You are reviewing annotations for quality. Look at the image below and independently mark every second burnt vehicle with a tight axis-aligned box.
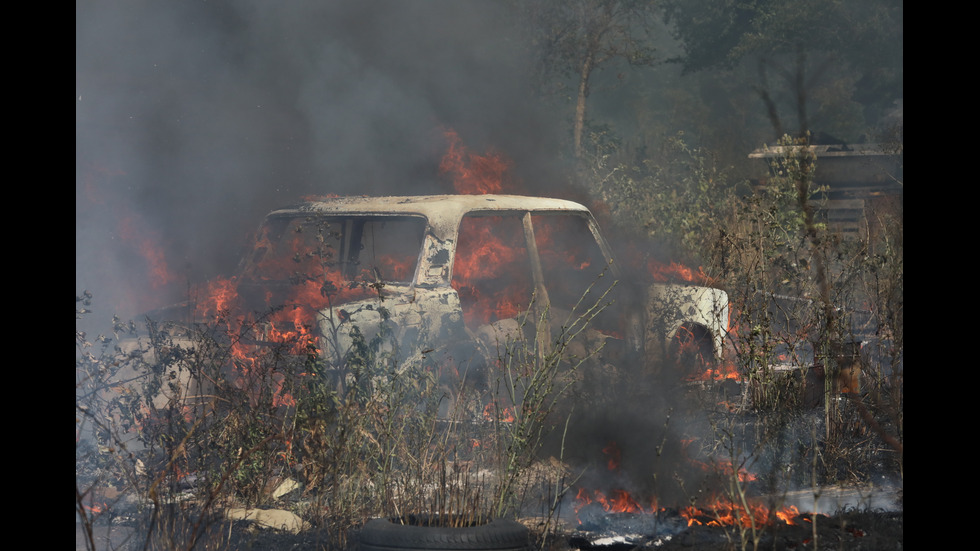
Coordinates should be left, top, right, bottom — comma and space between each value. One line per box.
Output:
136, 194, 729, 409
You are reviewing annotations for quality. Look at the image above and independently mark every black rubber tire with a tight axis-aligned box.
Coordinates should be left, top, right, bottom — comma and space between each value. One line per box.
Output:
359, 516, 531, 551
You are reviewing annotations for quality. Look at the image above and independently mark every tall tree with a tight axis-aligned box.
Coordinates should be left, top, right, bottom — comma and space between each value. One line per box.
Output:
662, 0, 903, 141
516, 0, 661, 161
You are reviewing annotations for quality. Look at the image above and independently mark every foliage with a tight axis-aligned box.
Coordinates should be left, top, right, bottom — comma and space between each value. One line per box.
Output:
584, 127, 902, 479
563, 0, 902, 184
488, 277, 616, 520
579, 125, 902, 550
662, 0, 902, 142
590, 133, 744, 261
75, 265, 615, 549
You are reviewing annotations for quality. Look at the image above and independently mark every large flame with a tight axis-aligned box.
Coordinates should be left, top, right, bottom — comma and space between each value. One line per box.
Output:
188, 215, 412, 406
682, 498, 802, 528
439, 128, 512, 194
452, 215, 532, 328
184, 130, 518, 404
437, 130, 534, 327
190, 276, 324, 408
575, 487, 652, 515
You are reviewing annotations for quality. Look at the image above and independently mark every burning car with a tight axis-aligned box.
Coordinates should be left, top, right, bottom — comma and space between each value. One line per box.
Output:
128, 194, 729, 410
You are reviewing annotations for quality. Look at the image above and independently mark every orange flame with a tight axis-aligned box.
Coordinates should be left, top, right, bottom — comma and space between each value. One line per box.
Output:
574, 487, 659, 516
574, 487, 802, 528
117, 215, 178, 290
83, 502, 108, 515
483, 402, 516, 423
451, 215, 531, 328
602, 441, 622, 471
682, 498, 802, 528
680, 438, 758, 483
647, 259, 716, 285
572, 437, 806, 530
439, 128, 512, 194
606, 489, 643, 513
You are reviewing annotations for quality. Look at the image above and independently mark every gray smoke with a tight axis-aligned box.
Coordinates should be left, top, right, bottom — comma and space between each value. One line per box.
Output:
77, 1, 566, 322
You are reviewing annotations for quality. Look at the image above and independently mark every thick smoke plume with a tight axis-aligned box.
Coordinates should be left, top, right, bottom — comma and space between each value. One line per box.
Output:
77, 1, 566, 322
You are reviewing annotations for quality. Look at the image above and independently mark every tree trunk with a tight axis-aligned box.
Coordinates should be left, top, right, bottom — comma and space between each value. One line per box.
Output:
573, 50, 595, 161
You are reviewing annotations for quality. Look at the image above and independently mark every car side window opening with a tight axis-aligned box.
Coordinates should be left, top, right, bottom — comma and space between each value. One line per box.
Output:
452, 212, 619, 336
452, 214, 533, 329
530, 214, 609, 312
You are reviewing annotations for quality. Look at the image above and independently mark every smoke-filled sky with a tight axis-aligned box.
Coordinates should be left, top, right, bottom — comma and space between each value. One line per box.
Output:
77, 1, 571, 322
75, 1, 902, 325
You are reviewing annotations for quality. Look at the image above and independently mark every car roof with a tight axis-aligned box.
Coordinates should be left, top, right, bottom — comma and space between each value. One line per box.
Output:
266, 194, 594, 236
270, 194, 589, 215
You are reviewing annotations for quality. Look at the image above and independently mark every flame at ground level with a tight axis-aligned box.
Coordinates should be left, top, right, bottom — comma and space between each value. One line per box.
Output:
574, 440, 800, 529
574, 487, 805, 529
575, 487, 652, 515
682, 498, 802, 528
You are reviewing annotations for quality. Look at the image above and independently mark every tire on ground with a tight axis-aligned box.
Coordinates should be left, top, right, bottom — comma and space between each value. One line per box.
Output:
359, 517, 531, 551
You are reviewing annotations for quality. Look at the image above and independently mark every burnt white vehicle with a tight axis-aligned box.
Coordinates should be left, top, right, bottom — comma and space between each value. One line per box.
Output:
132, 195, 728, 410
233, 195, 728, 370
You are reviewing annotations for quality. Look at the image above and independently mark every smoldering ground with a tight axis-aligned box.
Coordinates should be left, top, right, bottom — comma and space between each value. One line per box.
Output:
537, 350, 739, 509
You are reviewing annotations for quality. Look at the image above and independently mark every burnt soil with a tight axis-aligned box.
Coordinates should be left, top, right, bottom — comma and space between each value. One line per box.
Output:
79, 507, 902, 551
241, 509, 901, 550
268, 512, 898, 550
565, 509, 903, 551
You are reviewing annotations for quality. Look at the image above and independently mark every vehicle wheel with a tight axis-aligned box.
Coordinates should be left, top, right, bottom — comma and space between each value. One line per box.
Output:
359, 516, 531, 551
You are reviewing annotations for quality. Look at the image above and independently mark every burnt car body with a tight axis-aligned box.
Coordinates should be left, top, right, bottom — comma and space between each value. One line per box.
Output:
244, 195, 725, 363
127, 195, 729, 408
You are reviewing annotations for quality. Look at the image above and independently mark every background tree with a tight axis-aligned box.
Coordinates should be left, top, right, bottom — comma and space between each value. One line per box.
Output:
662, 0, 903, 142
515, 0, 662, 161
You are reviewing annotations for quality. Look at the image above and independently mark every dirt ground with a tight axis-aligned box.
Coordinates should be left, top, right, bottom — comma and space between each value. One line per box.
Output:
223, 512, 903, 550
78, 506, 902, 551
576, 509, 903, 550
669, 511, 900, 550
